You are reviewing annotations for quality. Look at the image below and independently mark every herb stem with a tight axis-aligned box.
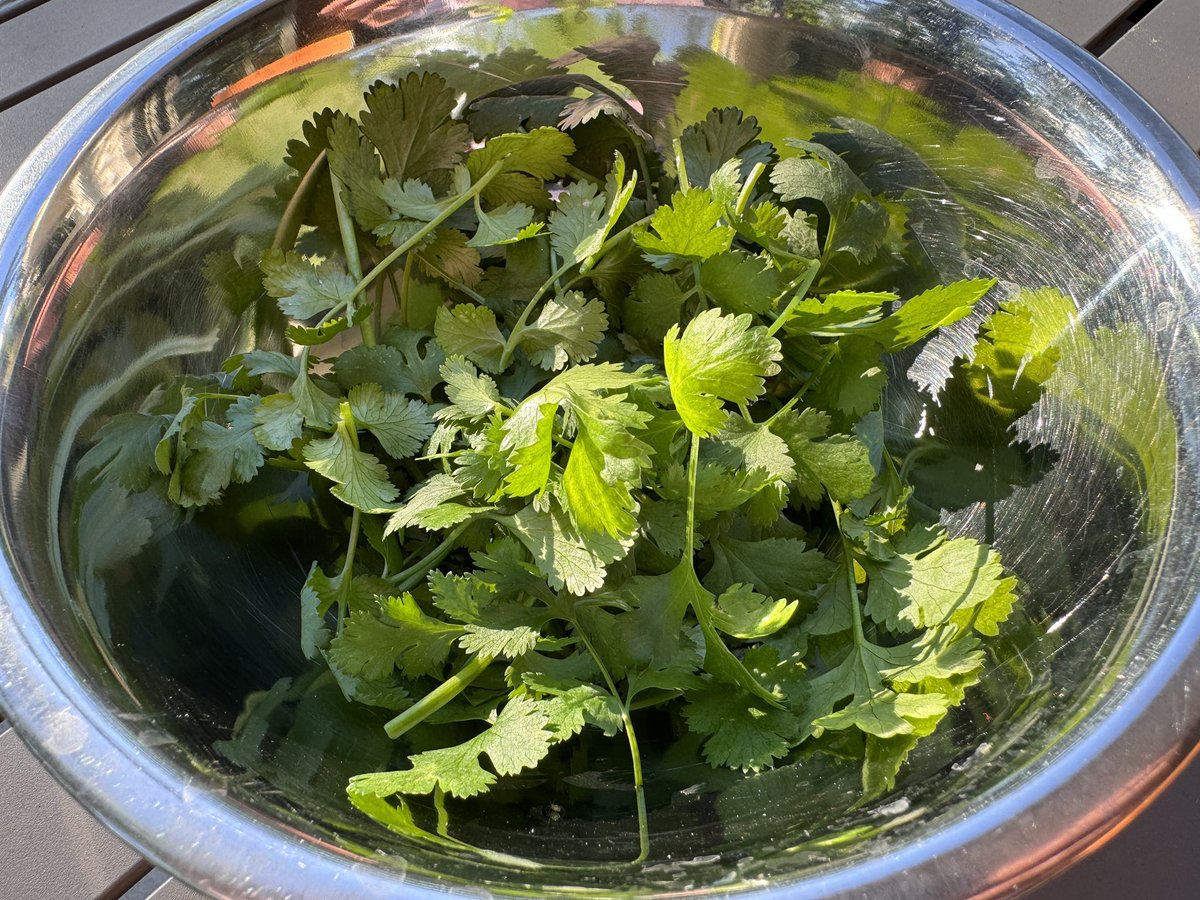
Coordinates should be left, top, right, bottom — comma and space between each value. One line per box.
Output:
673, 137, 690, 192
399, 254, 414, 328
767, 341, 837, 424
574, 618, 650, 863
626, 712, 650, 863
735, 162, 767, 217
383, 653, 493, 740
350, 158, 506, 306
498, 254, 575, 370
684, 433, 700, 559
831, 501, 868, 648
566, 163, 602, 186
388, 521, 472, 590
691, 261, 709, 310
273, 149, 327, 251
331, 169, 376, 347
578, 215, 651, 276
335, 507, 362, 633
766, 259, 821, 338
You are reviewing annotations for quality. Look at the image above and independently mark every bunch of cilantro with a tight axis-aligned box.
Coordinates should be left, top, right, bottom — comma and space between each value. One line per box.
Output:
79, 69, 1051, 860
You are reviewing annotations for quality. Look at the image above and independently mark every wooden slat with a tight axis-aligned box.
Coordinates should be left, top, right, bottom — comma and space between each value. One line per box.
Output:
0, 0, 214, 111
0, 38, 148, 191
0, 1, 53, 27
0, 729, 144, 900
1007, 0, 1140, 47
1099, 0, 1200, 151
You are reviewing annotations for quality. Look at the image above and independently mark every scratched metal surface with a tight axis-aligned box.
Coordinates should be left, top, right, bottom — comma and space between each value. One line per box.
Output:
0, 1, 1195, 900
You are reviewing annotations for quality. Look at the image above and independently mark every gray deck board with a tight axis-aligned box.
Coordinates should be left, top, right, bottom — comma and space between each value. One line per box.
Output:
1008, 0, 1140, 47
0, 0, 209, 109
1098, 0, 1200, 151
0, 38, 148, 191
0, 728, 145, 900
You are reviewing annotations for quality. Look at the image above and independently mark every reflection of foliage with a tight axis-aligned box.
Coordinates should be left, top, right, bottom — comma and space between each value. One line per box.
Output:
895, 288, 1074, 516
1050, 325, 1177, 540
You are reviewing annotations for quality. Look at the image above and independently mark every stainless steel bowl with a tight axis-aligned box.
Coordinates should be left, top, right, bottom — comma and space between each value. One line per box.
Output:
3, 1, 1200, 897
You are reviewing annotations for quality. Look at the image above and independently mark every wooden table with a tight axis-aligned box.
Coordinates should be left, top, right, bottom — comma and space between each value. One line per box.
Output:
1, 1, 1198, 897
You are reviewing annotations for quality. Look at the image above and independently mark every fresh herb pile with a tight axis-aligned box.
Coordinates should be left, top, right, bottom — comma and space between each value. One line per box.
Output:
79, 68, 1062, 860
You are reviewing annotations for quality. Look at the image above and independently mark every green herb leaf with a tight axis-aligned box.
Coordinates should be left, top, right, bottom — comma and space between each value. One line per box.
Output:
664, 309, 781, 437
635, 189, 734, 268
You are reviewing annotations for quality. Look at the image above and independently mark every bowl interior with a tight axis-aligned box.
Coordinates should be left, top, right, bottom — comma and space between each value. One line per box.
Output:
4, 0, 1200, 895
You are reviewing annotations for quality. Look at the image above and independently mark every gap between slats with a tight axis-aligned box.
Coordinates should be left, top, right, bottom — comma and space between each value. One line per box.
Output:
0, 0, 219, 114
1087, 0, 1168, 53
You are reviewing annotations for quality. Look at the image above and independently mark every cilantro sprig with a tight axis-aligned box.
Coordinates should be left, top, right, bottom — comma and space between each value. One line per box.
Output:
82, 62, 1062, 862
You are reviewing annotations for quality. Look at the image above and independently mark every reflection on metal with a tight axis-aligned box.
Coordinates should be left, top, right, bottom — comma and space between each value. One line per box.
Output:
0, 1, 1199, 898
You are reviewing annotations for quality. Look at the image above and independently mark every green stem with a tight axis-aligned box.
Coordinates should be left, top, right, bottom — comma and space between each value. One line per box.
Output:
400, 255, 415, 328
498, 254, 574, 370
331, 171, 374, 347
351, 159, 506, 306
735, 161, 766, 217
387, 521, 473, 589
691, 261, 709, 310
574, 618, 650, 864
578, 215, 650, 275
273, 149, 327, 251
566, 163, 602, 186
831, 502, 867, 646
672, 137, 690, 191
384, 653, 493, 739
684, 433, 700, 560
767, 341, 837, 424
335, 507, 362, 633
434, 786, 451, 837
766, 259, 821, 337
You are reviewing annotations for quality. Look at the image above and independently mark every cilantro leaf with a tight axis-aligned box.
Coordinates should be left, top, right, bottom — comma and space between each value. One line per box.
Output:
549, 179, 607, 265
468, 202, 541, 248
435, 304, 506, 373
78, 413, 165, 492
335, 328, 445, 402
683, 681, 798, 772
437, 357, 505, 421
466, 127, 575, 208
771, 408, 877, 503
707, 583, 798, 640
348, 697, 554, 799
326, 112, 391, 233
862, 526, 1016, 632
625, 272, 687, 346
866, 278, 995, 351
664, 309, 781, 437
519, 292, 608, 370
359, 73, 470, 183
705, 536, 834, 598
260, 249, 356, 319
415, 228, 482, 287
635, 189, 734, 268
679, 106, 775, 188
348, 383, 434, 460
698, 251, 783, 315
501, 503, 633, 595
385, 474, 475, 534
304, 405, 399, 512
458, 624, 540, 659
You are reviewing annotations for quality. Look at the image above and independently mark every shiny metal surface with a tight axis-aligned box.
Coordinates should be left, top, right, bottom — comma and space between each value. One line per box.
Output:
2, 1, 1200, 897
